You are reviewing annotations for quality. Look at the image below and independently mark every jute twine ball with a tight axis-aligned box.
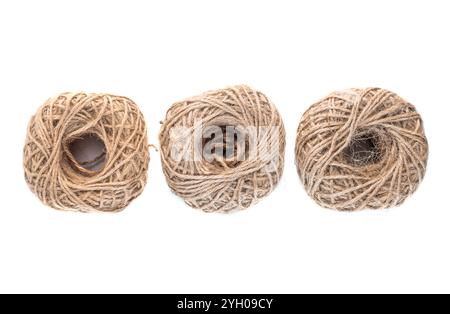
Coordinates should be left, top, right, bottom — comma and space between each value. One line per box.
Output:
159, 85, 286, 213
295, 88, 428, 211
23, 93, 149, 213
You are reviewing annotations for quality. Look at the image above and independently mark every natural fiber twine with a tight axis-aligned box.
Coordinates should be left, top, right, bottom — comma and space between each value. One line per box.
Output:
23, 93, 149, 213
295, 88, 428, 211
159, 85, 286, 213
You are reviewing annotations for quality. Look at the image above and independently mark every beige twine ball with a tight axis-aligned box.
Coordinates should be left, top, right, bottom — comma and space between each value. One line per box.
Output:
23, 92, 149, 213
159, 85, 286, 213
295, 88, 428, 211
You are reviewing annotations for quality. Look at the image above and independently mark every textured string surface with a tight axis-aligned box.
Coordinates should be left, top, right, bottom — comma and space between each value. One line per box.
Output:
295, 88, 428, 211
24, 93, 149, 212
159, 85, 285, 213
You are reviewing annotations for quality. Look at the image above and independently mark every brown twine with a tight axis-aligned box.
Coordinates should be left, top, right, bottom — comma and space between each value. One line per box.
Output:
295, 88, 428, 211
159, 85, 286, 213
23, 92, 149, 213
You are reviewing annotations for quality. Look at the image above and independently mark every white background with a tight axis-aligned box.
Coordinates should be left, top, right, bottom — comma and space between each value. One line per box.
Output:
0, 0, 449, 294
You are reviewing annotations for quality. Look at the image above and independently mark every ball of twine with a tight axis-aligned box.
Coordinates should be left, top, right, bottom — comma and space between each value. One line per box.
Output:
159, 85, 286, 213
295, 88, 428, 211
23, 92, 149, 213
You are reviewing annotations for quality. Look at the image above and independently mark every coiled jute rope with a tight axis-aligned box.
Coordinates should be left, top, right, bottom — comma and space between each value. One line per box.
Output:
23, 92, 149, 213
159, 85, 286, 213
295, 88, 428, 211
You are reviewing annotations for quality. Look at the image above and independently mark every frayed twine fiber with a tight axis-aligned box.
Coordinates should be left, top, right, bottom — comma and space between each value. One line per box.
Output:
295, 88, 428, 211
159, 85, 286, 213
23, 93, 149, 213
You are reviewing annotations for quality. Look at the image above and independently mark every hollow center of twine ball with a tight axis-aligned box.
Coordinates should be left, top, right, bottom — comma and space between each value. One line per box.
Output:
201, 125, 249, 168
68, 133, 106, 172
342, 131, 383, 167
